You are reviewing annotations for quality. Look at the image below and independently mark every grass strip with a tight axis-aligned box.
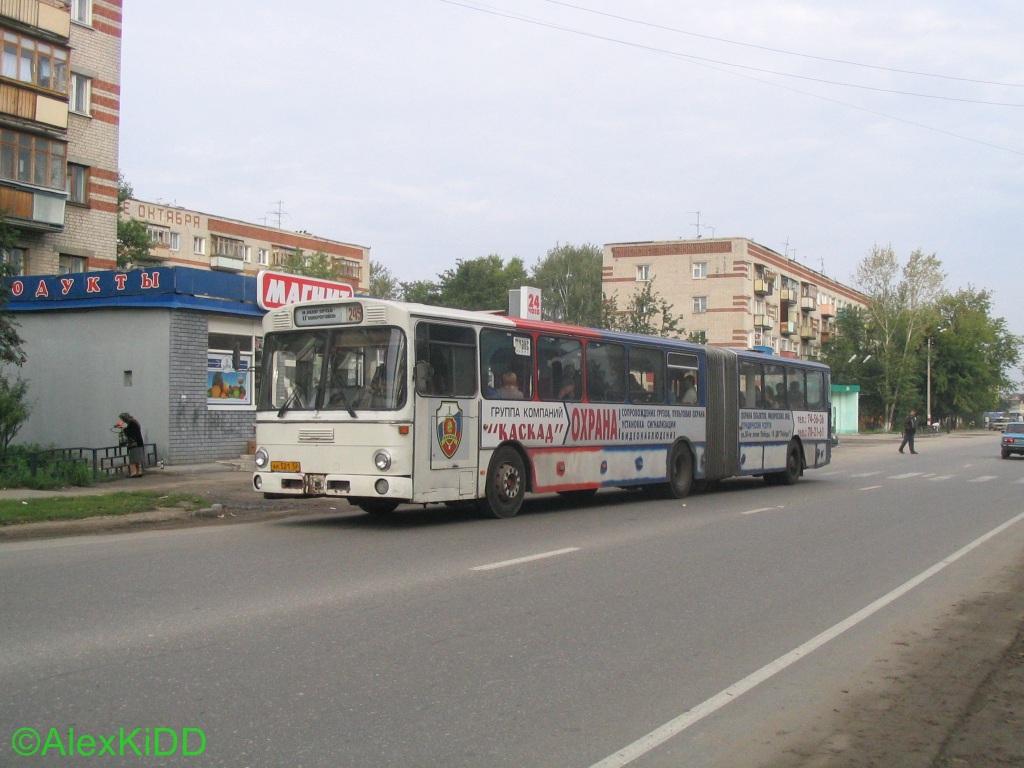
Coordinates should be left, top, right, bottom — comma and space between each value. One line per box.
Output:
0, 492, 206, 526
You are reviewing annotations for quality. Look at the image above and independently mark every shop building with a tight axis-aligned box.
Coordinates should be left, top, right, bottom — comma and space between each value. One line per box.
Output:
7, 266, 264, 464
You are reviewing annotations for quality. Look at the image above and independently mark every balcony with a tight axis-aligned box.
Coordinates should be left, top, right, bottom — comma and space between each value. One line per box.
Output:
753, 278, 772, 296
754, 314, 773, 330
779, 288, 797, 304
800, 296, 817, 312
210, 256, 244, 272
799, 323, 816, 340
779, 320, 797, 336
0, 184, 65, 232
819, 303, 836, 318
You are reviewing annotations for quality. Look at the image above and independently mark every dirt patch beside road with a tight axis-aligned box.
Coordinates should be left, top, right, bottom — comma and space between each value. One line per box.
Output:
766, 551, 1024, 768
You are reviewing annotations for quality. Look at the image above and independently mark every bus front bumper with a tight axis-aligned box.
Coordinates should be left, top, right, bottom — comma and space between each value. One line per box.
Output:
252, 472, 412, 500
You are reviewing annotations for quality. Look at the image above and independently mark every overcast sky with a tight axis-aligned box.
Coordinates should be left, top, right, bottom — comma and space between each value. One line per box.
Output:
120, 1, 1024, 338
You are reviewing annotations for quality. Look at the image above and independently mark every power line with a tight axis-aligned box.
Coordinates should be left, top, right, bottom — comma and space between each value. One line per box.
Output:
542, 0, 1024, 89
438, 0, 1024, 107
437, 0, 1024, 155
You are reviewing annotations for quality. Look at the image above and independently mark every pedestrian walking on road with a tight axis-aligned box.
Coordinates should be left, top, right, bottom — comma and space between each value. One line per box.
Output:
899, 408, 919, 454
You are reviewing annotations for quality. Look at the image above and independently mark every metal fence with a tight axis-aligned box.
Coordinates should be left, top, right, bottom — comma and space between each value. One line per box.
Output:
0, 443, 159, 482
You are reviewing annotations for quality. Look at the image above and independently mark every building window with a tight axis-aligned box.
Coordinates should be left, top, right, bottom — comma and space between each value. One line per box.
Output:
71, 0, 92, 25
193, 236, 206, 255
690, 330, 707, 344
1, 246, 26, 275
692, 261, 707, 279
169, 232, 180, 251
243, 245, 252, 263
339, 259, 360, 279
693, 296, 707, 313
69, 73, 91, 115
258, 248, 268, 266
147, 225, 170, 246
635, 264, 651, 282
0, 130, 66, 190
59, 254, 86, 275
2, 31, 68, 94
211, 235, 244, 259
67, 163, 88, 205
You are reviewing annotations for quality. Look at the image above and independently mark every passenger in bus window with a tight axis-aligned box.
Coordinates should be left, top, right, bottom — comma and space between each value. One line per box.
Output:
498, 370, 524, 399
681, 374, 698, 404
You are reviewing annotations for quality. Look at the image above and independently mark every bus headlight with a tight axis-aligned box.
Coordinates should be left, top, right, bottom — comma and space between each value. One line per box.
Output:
254, 447, 270, 469
374, 450, 392, 471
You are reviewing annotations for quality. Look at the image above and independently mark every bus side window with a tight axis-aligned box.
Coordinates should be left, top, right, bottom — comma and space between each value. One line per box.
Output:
764, 364, 786, 410
415, 322, 477, 397
740, 360, 763, 408
538, 336, 582, 401
480, 328, 534, 400
806, 370, 825, 410
786, 368, 806, 410
667, 352, 699, 406
629, 346, 664, 404
586, 342, 626, 403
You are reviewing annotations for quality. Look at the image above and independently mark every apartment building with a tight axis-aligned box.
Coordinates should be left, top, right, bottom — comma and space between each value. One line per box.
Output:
603, 238, 869, 359
0, 0, 120, 275
123, 198, 369, 291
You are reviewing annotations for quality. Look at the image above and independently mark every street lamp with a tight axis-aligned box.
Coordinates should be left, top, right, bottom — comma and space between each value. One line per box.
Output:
926, 328, 947, 429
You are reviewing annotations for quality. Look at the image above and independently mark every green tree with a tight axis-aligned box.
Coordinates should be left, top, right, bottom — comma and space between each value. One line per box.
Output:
822, 307, 886, 427
928, 288, 1021, 427
368, 260, 400, 299
116, 174, 153, 268
0, 214, 25, 365
278, 248, 342, 280
400, 279, 441, 305
602, 278, 684, 338
0, 374, 29, 455
853, 245, 945, 428
436, 254, 527, 311
528, 243, 603, 326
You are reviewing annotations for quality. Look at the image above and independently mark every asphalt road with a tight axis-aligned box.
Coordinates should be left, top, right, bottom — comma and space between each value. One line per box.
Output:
2, 433, 1022, 767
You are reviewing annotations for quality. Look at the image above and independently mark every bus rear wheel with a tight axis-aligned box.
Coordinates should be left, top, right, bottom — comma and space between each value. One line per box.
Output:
766, 441, 802, 486
482, 446, 526, 519
666, 442, 694, 499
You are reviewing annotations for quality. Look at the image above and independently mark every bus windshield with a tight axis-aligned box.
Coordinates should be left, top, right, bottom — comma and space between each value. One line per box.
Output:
258, 327, 407, 413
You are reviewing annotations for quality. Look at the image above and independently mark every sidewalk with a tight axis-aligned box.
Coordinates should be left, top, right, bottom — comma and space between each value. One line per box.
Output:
0, 457, 253, 501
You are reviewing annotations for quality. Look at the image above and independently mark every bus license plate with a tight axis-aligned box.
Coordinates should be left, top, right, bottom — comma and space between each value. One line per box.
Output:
271, 461, 301, 472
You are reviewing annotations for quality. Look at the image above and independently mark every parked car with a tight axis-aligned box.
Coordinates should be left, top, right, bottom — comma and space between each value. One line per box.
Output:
1001, 422, 1024, 459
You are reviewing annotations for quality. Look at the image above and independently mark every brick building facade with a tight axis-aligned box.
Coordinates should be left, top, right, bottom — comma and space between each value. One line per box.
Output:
1, 0, 120, 275
122, 198, 369, 291
603, 238, 869, 359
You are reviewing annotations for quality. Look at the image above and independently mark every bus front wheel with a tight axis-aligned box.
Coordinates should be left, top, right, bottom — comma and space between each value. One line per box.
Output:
667, 442, 694, 499
482, 446, 526, 519
357, 499, 400, 515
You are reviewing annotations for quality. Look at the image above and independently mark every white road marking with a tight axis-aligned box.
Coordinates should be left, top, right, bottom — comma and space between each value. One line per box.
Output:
588, 510, 1024, 768
850, 471, 881, 477
471, 547, 580, 571
888, 472, 923, 479
969, 476, 998, 483
742, 506, 782, 516
859, 485, 883, 491
930, 475, 955, 481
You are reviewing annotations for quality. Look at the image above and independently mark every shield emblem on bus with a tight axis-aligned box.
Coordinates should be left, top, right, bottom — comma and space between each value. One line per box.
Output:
436, 401, 463, 459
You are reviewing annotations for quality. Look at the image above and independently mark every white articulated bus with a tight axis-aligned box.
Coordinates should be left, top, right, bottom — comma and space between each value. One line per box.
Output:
252, 298, 832, 518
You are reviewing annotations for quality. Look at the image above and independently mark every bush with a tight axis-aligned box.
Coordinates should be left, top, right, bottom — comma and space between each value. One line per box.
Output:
0, 445, 94, 490
0, 374, 30, 455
